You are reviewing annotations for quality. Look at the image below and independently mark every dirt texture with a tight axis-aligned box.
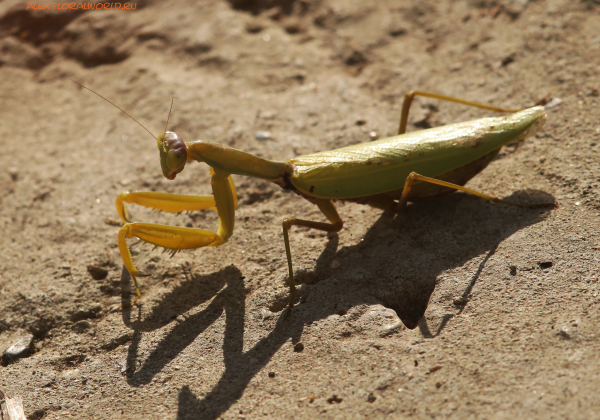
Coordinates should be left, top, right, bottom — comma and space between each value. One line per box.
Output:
1, 0, 599, 419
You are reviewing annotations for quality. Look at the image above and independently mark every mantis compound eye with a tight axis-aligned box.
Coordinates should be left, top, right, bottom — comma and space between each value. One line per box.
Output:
166, 150, 186, 173
158, 131, 187, 180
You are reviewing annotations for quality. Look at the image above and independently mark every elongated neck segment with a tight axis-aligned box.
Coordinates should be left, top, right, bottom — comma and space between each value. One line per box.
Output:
186, 140, 293, 181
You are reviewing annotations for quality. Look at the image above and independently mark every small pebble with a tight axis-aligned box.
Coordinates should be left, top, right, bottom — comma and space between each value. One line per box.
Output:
293, 342, 304, 352
388, 25, 407, 37
3, 334, 34, 363
72, 320, 91, 333
260, 308, 274, 320
374, 373, 394, 390
268, 371, 275, 378
8, 167, 19, 181
87, 265, 108, 280
284, 22, 302, 34
369, 131, 378, 140
544, 97, 562, 109
558, 326, 571, 339
245, 21, 264, 33
260, 110, 278, 120
255, 131, 272, 141
453, 296, 469, 306
327, 394, 343, 404
379, 320, 403, 337
428, 366, 442, 374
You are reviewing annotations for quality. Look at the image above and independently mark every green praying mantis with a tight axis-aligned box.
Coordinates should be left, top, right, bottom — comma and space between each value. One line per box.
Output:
75, 81, 555, 309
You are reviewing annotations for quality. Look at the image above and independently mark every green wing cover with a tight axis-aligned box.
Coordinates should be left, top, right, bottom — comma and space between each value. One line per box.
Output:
288, 107, 546, 198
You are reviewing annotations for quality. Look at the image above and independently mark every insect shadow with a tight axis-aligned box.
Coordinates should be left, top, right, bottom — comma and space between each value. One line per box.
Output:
121, 189, 553, 419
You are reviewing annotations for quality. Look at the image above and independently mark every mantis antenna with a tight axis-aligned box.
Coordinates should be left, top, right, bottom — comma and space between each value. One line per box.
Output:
71, 79, 158, 141
164, 97, 175, 135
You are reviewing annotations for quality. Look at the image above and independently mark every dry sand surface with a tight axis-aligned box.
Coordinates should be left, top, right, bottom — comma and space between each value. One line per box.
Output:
1, 0, 599, 419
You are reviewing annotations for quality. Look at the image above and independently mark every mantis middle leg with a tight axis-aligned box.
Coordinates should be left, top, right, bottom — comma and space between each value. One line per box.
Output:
282, 199, 344, 309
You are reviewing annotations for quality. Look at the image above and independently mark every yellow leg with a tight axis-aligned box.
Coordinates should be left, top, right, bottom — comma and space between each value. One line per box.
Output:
116, 171, 237, 223
116, 168, 237, 304
116, 192, 216, 223
397, 172, 557, 210
397, 91, 520, 135
282, 199, 344, 309
119, 223, 221, 303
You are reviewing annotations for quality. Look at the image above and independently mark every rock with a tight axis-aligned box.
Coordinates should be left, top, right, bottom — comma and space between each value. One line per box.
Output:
255, 131, 272, 141
87, 265, 108, 280
3, 334, 34, 364
72, 320, 92, 333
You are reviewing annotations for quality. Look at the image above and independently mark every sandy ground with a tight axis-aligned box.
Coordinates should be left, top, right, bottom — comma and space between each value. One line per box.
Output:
0, 0, 599, 419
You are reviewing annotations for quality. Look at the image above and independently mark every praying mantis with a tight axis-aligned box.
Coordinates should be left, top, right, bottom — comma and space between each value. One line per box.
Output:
75, 82, 554, 309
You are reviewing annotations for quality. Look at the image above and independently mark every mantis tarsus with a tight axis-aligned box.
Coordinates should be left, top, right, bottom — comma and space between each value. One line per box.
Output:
75, 82, 555, 310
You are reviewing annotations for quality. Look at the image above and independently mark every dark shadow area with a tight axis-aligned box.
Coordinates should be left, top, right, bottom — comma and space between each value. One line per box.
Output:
417, 243, 498, 337
124, 265, 244, 385
177, 302, 305, 420
418, 314, 455, 339
119, 189, 553, 419
227, 0, 297, 16
0, 7, 84, 46
120, 265, 133, 318
457, 243, 498, 314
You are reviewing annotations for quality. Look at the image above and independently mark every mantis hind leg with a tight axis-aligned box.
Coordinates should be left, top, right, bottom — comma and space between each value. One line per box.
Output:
398, 91, 521, 135
397, 172, 557, 210
282, 199, 343, 309
397, 149, 500, 202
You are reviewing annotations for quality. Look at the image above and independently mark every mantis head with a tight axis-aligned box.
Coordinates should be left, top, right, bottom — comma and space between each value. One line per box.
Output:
158, 131, 187, 180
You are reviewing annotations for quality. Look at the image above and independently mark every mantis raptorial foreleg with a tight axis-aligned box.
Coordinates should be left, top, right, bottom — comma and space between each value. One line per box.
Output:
117, 168, 237, 303
282, 199, 344, 308
116, 173, 238, 221
116, 192, 217, 222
